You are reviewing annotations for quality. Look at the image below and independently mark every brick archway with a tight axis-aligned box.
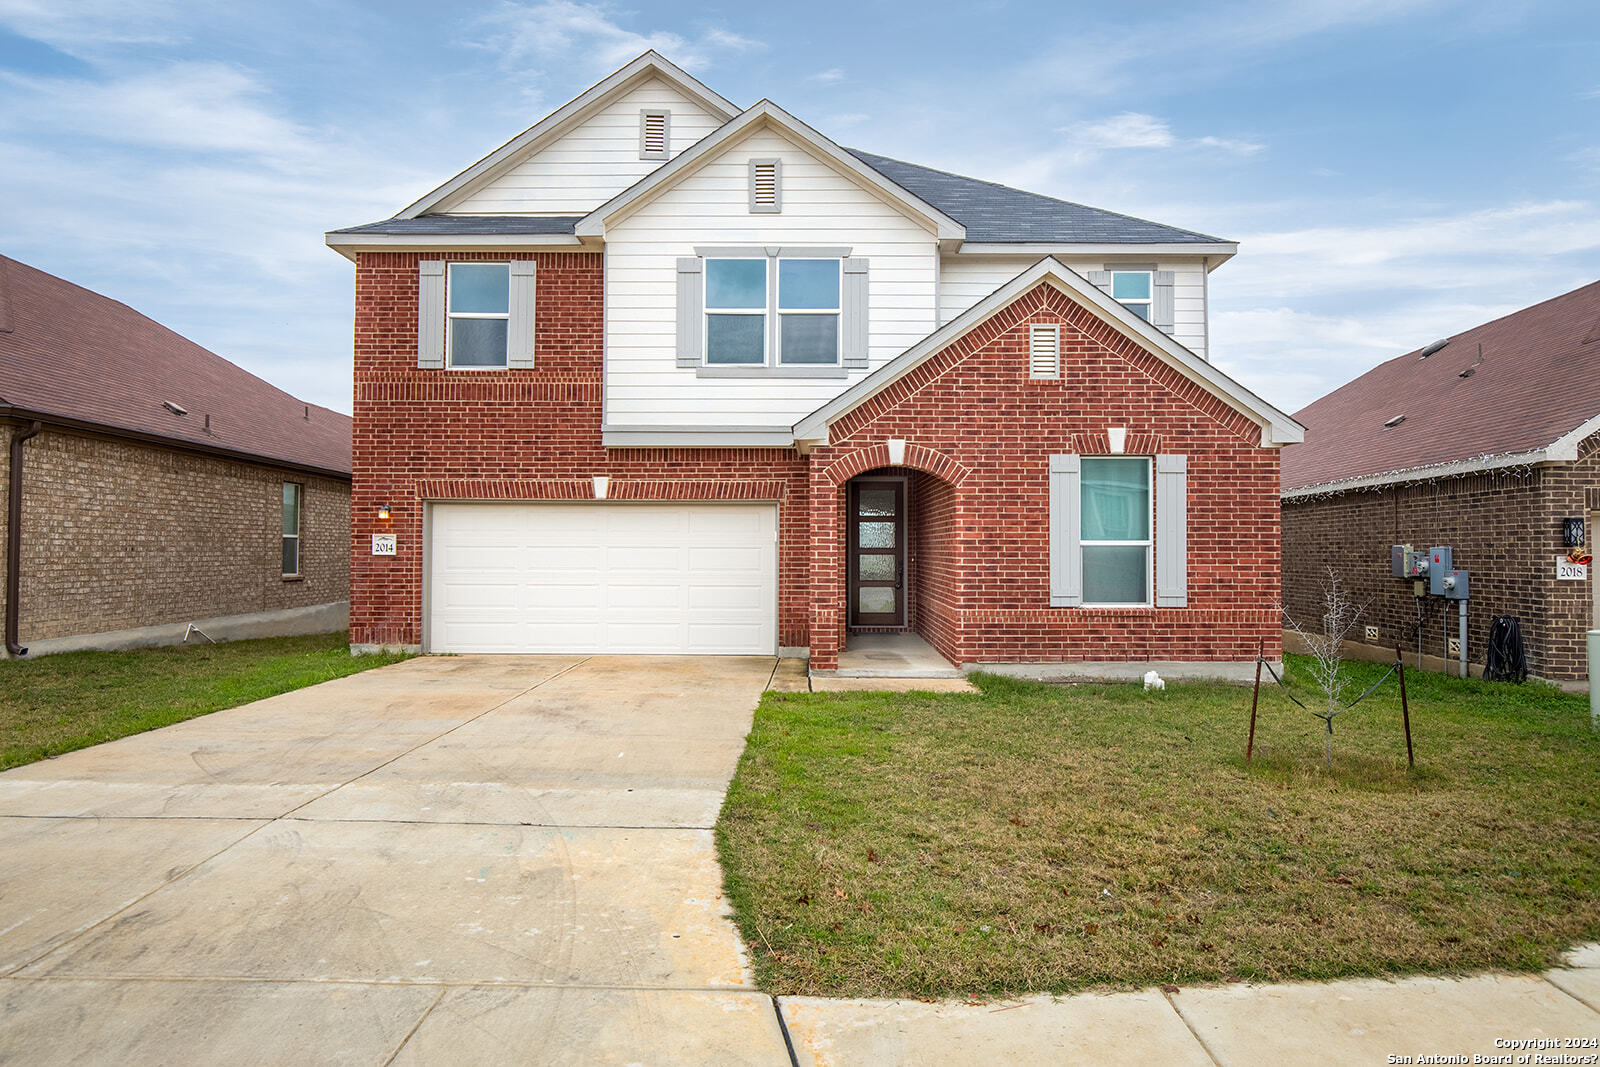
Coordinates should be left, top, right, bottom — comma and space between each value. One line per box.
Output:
821, 441, 971, 489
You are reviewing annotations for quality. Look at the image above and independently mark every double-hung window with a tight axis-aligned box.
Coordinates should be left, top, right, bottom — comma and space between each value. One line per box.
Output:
281, 482, 302, 578
1080, 457, 1150, 605
776, 259, 840, 364
1110, 270, 1153, 322
703, 257, 842, 367
446, 262, 510, 368
704, 258, 769, 365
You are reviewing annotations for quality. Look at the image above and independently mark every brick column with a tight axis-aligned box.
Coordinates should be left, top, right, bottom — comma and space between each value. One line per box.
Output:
807, 455, 844, 670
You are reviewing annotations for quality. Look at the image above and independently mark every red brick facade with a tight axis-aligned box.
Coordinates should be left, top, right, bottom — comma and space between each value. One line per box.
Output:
351, 254, 1284, 668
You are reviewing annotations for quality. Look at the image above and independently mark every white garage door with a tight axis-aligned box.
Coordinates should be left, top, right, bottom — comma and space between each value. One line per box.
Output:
427, 503, 777, 655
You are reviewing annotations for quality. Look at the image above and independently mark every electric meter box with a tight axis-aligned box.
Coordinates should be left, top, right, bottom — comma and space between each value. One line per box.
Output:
1390, 544, 1430, 578
1427, 547, 1469, 598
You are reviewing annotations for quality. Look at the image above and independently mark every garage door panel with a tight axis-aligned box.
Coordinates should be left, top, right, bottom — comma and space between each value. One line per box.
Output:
429, 503, 776, 655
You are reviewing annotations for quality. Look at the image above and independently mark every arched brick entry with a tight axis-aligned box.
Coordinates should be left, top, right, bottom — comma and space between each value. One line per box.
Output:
808, 443, 968, 670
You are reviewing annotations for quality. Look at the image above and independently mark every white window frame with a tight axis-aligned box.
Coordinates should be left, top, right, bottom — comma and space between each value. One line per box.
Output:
1110, 270, 1153, 322
776, 257, 841, 367
703, 256, 769, 366
281, 482, 302, 579
1080, 456, 1152, 608
445, 262, 510, 370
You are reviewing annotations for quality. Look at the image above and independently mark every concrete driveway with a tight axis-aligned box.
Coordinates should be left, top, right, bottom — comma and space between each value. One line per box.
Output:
0, 655, 793, 1065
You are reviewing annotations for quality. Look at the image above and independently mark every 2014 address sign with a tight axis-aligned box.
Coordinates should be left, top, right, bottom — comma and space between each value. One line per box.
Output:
371, 534, 397, 556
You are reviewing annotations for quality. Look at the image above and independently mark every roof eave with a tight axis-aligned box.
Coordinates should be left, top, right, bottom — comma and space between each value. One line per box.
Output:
1, 405, 352, 481
324, 232, 586, 261
575, 101, 966, 240
387, 52, 740, 223
955, 242, 1238, 263
794, 256, 1301, 447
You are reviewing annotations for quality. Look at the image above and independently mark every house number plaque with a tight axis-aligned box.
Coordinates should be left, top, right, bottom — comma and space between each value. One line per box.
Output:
371, 534, 397, 556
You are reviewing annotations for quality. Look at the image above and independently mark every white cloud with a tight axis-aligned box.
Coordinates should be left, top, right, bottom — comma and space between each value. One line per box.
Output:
1068, 112, 1175, 149
0, 63, 319, 164
809, 67, 846, 84
469, 1, 761, 75
0, 0, 180, 57
828, 112, 870, 128
1198, 135, 1265, 155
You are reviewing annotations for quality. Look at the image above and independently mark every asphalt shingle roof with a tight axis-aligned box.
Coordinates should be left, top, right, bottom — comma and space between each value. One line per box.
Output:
0, 255, 351, 476
847, 150, 1229, 245
1281, 281, 1600, 492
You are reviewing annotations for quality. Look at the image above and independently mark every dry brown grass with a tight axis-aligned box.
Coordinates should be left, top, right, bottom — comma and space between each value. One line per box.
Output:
715, 659, 1600, 999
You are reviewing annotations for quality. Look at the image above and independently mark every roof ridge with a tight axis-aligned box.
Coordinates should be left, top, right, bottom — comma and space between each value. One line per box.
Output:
846, 148, 1229, 244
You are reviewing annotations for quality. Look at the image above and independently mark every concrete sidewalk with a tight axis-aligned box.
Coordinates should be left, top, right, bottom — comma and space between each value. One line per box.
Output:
780, 946, 1600, 1065
1, 654, 1595, 1065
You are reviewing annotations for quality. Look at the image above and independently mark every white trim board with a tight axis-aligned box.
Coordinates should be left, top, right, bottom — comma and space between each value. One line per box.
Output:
395, 52, 739, 221
792, 256, 1304, 448
574, 100, 966, 241
324, 233, 584, 261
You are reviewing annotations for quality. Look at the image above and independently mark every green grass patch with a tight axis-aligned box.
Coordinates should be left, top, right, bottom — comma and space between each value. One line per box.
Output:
0, 632, 410, 770
715, 656, 1600, 999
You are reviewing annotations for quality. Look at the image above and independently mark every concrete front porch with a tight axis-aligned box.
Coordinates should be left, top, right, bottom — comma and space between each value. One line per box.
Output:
812, 632, 964, 679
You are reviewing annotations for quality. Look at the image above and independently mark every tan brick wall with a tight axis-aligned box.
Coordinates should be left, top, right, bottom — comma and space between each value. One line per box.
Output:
1, 424, 349, 644
1281, 436, 1600, 681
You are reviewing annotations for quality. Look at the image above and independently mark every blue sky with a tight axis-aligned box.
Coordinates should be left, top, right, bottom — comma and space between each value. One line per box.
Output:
1, 0, 1597, 416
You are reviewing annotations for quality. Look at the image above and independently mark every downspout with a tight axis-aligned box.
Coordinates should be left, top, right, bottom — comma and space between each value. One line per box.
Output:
6, 420, 42, 656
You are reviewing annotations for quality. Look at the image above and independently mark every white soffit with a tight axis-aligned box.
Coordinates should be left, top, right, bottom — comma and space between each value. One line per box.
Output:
395, 51, 740, 220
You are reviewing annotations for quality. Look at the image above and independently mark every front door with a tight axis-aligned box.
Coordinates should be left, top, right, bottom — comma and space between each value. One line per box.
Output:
848, 480, 905, 627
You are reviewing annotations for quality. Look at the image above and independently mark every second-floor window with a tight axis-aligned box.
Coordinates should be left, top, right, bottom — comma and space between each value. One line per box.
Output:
704, 257, 841, 367
1110, 270, 1153, 322
447, 262, 510, 367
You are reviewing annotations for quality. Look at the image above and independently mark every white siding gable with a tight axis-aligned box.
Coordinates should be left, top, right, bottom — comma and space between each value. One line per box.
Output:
940, 254, 1210, 359
604, 126, 940, 430
446, 77, 725, 216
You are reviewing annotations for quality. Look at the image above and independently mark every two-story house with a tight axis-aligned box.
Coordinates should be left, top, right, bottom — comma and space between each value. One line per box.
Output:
327, 52, 1302, 675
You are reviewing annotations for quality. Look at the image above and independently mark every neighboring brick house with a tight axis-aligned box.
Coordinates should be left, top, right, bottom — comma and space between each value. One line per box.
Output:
1282, 281, 1600, 683
326, 52, 1302, 675
0, 255, 351, 657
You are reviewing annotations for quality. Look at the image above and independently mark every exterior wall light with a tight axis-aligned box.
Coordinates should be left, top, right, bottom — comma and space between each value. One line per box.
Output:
377, 504, 391, 521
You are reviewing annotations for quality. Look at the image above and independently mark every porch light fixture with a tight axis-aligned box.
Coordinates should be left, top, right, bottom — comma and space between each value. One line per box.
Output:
1107, 427, 1127, 454
593, 476, 610, 500
886, 439, 906, 466
377, 504, 391, 521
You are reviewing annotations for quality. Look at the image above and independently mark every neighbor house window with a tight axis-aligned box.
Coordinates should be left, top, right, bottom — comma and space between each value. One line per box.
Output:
1110, 270, 1153, 321
446, 262, 510, 367
1081, 457, 1150, 605
281, 483, 302, 577
704, 257, 840, 366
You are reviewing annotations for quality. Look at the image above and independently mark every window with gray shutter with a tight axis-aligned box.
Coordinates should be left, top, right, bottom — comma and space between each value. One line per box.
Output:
675, 257, 704, 368
507, 261, 537, 368
1151, 271, 1175, 335
417, 260, 445, 368
1155, 454, 1188, 606
1048, 454, 1082, 607
842, 257, 869, 369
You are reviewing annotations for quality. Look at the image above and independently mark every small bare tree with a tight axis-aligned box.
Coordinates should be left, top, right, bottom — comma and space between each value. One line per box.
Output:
1281, 567, 1368, 767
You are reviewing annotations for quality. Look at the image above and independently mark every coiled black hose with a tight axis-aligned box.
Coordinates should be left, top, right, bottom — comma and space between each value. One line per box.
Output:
1484, 615, 1528, 683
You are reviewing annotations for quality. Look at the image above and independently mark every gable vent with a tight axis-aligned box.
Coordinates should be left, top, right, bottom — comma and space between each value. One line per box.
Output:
1030, 323, 1061, 379
749, 158, 781, 213
639, 109, 669, 160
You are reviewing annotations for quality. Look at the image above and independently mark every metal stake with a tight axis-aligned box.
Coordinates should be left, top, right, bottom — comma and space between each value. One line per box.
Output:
1396, 644, 1414, 769
1247, 636, 1263, 765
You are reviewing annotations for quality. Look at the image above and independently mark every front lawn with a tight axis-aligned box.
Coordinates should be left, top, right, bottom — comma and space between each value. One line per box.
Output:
715, 657, 1600, 999
0, 632, 410, 771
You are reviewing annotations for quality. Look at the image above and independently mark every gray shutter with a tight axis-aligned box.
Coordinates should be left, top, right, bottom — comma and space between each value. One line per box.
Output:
843, 257, 869, 370
417, 260, 445, 369
676, 257, 703, 368
1049, 453, 1082, 607
1087, 270, 1112, 294
1152, 270, 1175, 335
1155, 454, 1188, 607
508, 260, 537, 368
